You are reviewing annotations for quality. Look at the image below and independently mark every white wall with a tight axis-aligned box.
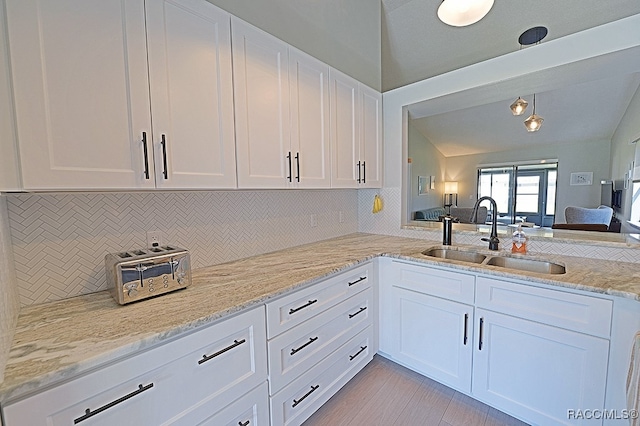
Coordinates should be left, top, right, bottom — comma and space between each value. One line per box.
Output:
0, 196, 19, 383
610, 83, 640, 221
407, 122, 445, 214
208, 0, 381, 90
445, 139, 612, 218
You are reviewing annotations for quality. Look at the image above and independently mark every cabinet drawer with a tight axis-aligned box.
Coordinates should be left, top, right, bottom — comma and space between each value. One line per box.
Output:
270, 326, 373, 426
164, 305, 268, 419
3, 306, 267, 426
476, 276, 612, 338
180, 382, 270, 426
268, 287, 372, 394
391, 261, 475, 305
266, 262, 371, 338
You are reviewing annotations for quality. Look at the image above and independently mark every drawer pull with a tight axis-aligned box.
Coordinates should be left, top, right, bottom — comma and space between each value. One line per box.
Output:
348, 306, 367, 319
74, 383, 154, 424
348, 276, 366, 286
463, 313, 469, 345
199, 339, 246, 365
289, 299, 318, 315
290, 336, 318, 355
292, 385, 320, 408
478, 317, 484, 351
238, 421, 250, 426
141, 132, 150, 180
349, 345, 368, 361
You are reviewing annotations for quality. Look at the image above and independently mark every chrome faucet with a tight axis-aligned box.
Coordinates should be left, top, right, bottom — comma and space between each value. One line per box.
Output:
471, 196, 500, 250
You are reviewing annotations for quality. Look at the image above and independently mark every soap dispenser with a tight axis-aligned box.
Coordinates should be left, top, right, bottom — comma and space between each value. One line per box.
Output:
511, 224, 527, 254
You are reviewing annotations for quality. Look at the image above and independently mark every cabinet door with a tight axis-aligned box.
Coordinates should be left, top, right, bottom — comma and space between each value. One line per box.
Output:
145, 0, 236, 189
232, 17, 290, 189
390, 286, 473, 393
329, 69, 359, 188
472, 309, 609, 425
6, 0, 154, 190
359, 84, 382, 188
289, 48, 331, 188
0, 0, 20, 191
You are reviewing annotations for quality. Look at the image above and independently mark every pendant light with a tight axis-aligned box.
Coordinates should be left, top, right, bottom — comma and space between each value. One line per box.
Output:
437, 0, 494, 27
524, 94, 544, 132
510, 97, 528, 116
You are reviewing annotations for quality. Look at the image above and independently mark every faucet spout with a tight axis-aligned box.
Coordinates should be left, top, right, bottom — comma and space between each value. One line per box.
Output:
472, 196, 500, 250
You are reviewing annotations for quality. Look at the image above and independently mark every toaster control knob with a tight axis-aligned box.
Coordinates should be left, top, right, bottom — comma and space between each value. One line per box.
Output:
125, 283, 139, 297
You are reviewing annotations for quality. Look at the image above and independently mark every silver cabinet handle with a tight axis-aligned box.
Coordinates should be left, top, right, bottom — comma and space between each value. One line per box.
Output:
289, 299, 317, 315
349, 345, 367, 361
286, 151, 292, 182
199, 339, 246, 365
463, 313, 469, 345
74, 383, 154, 424
290, 336, 318, 355
362, 161, 366, 184
141, 132, 150, 180
348, 306, 367, 319
292, 385, 319, 408
160, 134, 168, 179
348, 276, 366, 287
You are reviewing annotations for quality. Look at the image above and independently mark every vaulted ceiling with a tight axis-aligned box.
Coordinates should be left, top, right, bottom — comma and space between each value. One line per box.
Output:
382, 1, 640, 156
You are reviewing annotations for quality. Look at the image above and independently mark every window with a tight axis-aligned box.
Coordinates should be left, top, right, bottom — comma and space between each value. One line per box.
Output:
477, 163, 558, 226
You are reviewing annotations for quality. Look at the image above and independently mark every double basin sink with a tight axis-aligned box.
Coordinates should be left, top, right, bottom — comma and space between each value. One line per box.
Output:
422, 247, 566, 275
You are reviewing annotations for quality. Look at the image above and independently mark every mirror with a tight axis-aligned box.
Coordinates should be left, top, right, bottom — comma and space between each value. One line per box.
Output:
395, 20, 640, 244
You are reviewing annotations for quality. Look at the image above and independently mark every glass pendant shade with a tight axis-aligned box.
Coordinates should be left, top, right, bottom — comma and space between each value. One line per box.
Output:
524, 114, 544, 132
510, 97, 528, 116
437, 0, 494, 27
523, 93, 543, 132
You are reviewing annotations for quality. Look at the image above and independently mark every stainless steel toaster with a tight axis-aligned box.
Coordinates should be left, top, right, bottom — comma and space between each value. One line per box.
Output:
105, 246, 191, 305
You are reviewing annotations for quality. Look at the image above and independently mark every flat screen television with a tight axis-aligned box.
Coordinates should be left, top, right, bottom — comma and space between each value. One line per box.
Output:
601, 181, 623, 211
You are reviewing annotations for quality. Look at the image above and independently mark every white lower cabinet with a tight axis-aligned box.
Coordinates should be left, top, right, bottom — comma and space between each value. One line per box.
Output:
472, 309, 609, 426
2, 306, 268, 426
391, 286, 473, 393
380, 259, 613, 426
189, 382, 270, 426
266, 262, 375, 425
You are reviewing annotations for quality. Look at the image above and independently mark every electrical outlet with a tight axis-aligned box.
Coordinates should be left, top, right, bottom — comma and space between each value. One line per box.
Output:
146, 231, 162, 248
339, 211, 345, 223
311, 214, 318, 228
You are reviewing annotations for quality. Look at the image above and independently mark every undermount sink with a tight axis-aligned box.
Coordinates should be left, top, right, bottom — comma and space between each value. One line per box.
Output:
422, 248, 487, 264
485, 256, 566, 275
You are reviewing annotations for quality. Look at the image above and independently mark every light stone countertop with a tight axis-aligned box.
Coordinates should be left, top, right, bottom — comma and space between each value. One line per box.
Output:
1, 232, 639, 403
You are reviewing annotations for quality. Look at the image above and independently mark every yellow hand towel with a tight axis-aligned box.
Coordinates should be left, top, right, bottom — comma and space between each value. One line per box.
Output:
372, 195, 383, 213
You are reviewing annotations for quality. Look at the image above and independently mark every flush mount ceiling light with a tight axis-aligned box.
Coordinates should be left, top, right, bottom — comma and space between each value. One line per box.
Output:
437, 0, 494, 27
509, 97, 529, 116
524, 94, 544, 132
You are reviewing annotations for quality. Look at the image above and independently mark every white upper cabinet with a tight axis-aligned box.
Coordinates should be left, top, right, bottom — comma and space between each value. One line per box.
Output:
359, 84, 382, 188
0, 0, 20, 191
6, 0, 236, 190
232, 18, 291, 189
145, 0, 236, 189
289, 48, 331, 188
329, 69, 359, 188
330, 70, 382, 188
6, 0, 155, 190
233, 19, 333, 189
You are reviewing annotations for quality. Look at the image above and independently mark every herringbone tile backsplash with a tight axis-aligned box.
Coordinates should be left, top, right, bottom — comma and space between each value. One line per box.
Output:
6, 190, 358, 306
